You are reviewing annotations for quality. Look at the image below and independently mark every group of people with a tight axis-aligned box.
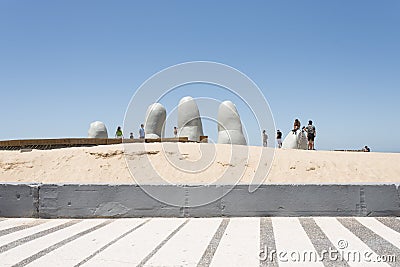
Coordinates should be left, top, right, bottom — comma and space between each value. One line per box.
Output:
262, 119, 317, 150
262, 129, 282, 148
116, 119, 317, 150
115, 124, 180, 139
114, 124, 146, 139
113, 121, 370, 152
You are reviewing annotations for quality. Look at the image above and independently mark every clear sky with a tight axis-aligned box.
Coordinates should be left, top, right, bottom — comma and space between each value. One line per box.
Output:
0, 0, 399, 152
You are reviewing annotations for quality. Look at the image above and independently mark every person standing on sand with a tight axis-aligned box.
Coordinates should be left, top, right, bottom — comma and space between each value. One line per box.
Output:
129, 132, 134, 139
292, 119, 301, 133
115, 126, 123, 138
173, 127, 178, 138
304, 120, 316, 150
363, 145, 370, 152
139, 124, 145, 139
276, 130, 282, 148
262, 130, 268, 147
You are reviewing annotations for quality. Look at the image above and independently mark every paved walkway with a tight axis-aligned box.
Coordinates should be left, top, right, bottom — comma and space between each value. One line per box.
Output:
0, 217, 399, 266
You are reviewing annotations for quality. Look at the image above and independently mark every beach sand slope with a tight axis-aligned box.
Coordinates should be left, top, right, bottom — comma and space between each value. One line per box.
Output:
0, 143, 399, 184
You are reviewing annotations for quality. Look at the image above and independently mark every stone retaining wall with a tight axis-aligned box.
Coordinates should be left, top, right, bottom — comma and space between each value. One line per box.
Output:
1, 183, 399, 218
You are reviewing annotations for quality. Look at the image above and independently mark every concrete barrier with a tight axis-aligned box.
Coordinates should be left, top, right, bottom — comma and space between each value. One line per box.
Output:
38, 184, 183, 218
0, 183, 399, 218
0, 183, 39, 217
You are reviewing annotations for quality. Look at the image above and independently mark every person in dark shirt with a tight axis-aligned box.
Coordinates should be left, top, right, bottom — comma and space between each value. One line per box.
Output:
363, 146, 370, 152
276, 130, 282, 148
304, 120, 316, 150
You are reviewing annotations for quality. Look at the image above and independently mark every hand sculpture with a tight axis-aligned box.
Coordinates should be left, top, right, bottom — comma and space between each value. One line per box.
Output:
217, 101, 247, 145
88, 121, 108, 138
177, 96, 204, 141
144, 103, 166, 139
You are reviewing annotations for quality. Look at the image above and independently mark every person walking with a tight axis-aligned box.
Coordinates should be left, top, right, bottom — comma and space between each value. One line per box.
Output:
139, 124, 145, 139
173, 127, 178, 138
276, 130, 282, 148
304, 120, 316, 150
115, 126, 123, 138
262, 130, 268, 147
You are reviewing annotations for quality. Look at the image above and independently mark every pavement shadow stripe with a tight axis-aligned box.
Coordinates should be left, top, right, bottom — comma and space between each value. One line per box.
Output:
12, 220, 114, 267
259, 217, 278, 267
338, 218, 400, 267
300, 218, 350, 267
74, 219, 150, 267
137, 219, 189, 267
376, 218, 400, 233
197, 218, 230, 267
0, 220, 81, 254
0, 220, 47, 237
0, 219, 38, 231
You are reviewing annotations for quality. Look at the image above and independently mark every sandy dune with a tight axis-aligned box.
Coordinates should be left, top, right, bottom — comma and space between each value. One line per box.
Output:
0, 143, 399, 184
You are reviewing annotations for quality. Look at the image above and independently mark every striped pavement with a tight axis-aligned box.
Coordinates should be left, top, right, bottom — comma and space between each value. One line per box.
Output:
0, 217, 399, 266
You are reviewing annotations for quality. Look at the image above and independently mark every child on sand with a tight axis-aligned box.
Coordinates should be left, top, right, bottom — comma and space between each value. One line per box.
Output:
139, 124, 145, 139
115, 126, 123, 138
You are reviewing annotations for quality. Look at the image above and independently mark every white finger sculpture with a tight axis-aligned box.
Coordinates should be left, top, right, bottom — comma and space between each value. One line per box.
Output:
217, 100, 247, 145
88, 121, 108, 138
177, 96, 204, 141
144, 103, 166, 139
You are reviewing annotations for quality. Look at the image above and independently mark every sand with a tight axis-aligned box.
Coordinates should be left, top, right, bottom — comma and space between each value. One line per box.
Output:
0, 143, 399, 184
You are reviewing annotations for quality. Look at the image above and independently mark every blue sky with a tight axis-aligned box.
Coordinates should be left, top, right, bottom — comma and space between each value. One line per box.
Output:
0, 0, 399, 152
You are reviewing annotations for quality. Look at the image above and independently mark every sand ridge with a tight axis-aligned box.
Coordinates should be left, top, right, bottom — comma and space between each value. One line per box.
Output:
0, 143, 399, 184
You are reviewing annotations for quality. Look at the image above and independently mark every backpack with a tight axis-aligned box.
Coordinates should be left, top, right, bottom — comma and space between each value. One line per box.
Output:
307, 125, 315, 135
